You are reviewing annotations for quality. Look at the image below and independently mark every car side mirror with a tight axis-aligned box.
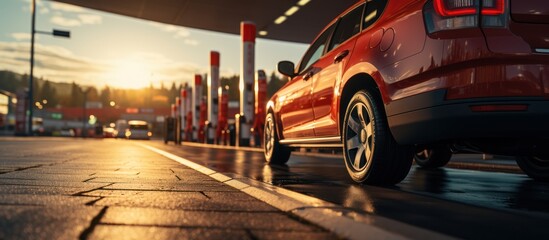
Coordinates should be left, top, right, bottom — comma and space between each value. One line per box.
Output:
278, 61, 296, 78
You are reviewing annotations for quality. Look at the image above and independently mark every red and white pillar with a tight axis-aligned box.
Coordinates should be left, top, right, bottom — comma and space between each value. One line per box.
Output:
208, 51, 220, 144
184, 84, 193, 141
199, 95, 207, 143
170, 103, 176, 118
239, 21, 256, 146
174, 96, 182, 143
193, 74, 203, 142
180, 84, 187, 140
175, 96, 181, 116
217, 85, 229, 145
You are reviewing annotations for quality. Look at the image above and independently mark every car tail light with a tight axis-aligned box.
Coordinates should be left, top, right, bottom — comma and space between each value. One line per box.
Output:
434, 0, 477, 17
481, 0, 504, 15
470, 104, 528, 112
480, 0, 507, 27
424, 0, 507, 34
424, 0, 479, 34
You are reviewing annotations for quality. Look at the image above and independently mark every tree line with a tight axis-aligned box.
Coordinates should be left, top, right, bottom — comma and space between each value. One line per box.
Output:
0, 70, 288, 109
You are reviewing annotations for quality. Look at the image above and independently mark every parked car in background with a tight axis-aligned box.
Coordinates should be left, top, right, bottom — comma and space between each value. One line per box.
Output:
52, 128, 76, 137
125, 120, 151, 140
102, 126, 115, 138
113, 119, 127, 138
265, 0, 549, 184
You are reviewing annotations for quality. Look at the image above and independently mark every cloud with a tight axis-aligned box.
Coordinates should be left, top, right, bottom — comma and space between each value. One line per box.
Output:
0, 41, 109, 86
10, 33, 36, 41
184, 39, 199, 46
51, 15, 81, 27
21, 0, 44, 12
0, 41, 210, 89
175, 29, 191, 38
146, 22, 201, 51
39, 6, 50, 14
50, 2, 84, 13
46, 1, 102, 28
78, 14, 102, 25
50, 13, 102, 27
148, 22, 192, 39
22, 0, 45, 8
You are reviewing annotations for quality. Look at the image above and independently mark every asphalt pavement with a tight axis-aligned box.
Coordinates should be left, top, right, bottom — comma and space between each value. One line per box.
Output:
0, 137, 337, 240
2, 137, 547, 240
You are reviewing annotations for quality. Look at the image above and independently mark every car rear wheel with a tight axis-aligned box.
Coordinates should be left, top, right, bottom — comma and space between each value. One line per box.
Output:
264, 112, 291, 164
516, 156, 549, 181
414, 145, 452, 168
342, 90, 413, 185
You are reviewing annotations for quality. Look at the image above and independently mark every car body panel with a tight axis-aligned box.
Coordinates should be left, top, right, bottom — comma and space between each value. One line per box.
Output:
276, 72, 314, 139
311, 37, 357, 137
271, 0, 549, 146
510, 0, 549, 24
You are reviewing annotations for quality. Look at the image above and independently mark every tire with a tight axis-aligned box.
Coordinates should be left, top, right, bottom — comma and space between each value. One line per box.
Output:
342, 90, 413, 185
264, 112, 291, 164
516, 156, 549, 181
414, 145, 452, 168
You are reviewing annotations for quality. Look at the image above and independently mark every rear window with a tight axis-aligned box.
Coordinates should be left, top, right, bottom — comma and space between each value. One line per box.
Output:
363, 0, 388, 30
328, 4, 364, 51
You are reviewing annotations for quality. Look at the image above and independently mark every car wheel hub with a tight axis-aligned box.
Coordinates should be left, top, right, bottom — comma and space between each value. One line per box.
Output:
360, 128, 367, 144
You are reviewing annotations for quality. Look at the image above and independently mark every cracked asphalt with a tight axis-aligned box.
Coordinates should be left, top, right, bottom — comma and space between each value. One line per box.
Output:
0, 137, 337, 240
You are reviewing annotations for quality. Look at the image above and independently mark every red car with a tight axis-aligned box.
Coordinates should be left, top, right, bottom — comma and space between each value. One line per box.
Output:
264, 0, 549, 184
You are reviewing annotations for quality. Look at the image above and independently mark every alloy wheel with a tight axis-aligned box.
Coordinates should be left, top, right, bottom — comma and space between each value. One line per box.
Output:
345, 102, 374, 172
264, 116, 274, 159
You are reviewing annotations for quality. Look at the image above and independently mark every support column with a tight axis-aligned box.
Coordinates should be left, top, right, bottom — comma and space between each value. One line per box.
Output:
175, 96, 181, 144
192, 74, 202, 142
217, 85, 229, 145
184, 84, 193, 141
180, 84, 187, 142
208, 51, 220, 144
238, 21, 256, 147
170, 103, 176, 118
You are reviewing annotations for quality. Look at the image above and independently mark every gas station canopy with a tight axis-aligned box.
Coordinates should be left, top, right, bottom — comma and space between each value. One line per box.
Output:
50, 0, 358, 44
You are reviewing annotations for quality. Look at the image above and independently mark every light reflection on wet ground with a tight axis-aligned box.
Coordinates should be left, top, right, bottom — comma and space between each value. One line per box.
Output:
151, 142, 549, 239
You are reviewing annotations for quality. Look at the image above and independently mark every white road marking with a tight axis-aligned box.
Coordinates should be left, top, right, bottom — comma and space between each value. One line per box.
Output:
139, 143, 455, 240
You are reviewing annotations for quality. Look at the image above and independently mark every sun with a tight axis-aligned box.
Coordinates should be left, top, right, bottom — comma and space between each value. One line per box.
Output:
106, 58, 153, 89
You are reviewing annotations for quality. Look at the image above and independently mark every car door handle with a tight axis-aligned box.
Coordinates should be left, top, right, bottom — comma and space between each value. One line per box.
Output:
334, 50, 349, 63
304, 71, 313, 81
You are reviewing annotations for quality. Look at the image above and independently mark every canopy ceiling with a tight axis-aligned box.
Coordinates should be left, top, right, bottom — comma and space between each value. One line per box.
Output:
50, 0, 358, 44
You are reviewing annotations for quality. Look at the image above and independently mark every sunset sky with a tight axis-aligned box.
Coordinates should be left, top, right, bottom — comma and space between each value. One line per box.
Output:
0, 0, 308, 89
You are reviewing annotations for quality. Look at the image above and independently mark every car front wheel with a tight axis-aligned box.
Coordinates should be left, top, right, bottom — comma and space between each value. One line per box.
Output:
342, 90, 413, 185
264, 112, 291, 165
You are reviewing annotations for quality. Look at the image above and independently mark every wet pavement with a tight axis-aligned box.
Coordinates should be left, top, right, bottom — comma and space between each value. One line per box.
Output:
150, 141, 549, 239
2, 137, 549, 239
0, 138, 336, 240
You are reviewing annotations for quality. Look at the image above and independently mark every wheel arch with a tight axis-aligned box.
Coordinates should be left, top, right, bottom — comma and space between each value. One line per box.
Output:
338, 73, 384, 136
